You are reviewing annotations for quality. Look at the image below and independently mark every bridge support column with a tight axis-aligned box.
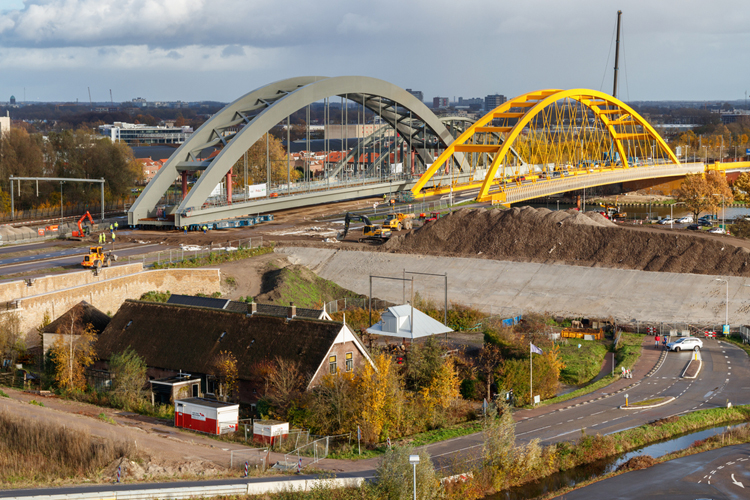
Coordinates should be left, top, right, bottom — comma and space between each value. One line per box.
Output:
181, 172, 188, 200
226, 168, 232, 205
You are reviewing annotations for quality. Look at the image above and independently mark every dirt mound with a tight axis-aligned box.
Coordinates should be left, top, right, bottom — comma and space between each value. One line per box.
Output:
616, 454, 657, 471
255, 264, 364, 307
383, 207, 750, 277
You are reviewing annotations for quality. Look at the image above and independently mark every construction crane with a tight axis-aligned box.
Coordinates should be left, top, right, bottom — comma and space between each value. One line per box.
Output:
338, 212, 391, 243
71, 211, 94, 240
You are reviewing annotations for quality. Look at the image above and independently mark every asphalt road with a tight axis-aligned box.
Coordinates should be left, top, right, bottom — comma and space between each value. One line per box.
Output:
0, 243, 164, 276
556, 442, 750, 500
425, 339, 750, 473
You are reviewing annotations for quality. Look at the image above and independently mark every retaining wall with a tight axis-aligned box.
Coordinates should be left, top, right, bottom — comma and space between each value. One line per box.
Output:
277, 247, 750, 326
13, 268, 221, 340
0, 263, 144, 303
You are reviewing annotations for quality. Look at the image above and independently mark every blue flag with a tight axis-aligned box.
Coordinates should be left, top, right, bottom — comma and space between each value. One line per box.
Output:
530, 343, 543, 355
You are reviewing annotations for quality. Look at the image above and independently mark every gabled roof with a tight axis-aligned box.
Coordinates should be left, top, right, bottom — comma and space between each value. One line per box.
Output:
366, 304, 453, 339
44, 300, 111, 336
96, 300, 345, 379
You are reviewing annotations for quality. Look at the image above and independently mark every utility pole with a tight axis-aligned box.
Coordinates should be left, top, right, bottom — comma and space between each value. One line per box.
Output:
612, 10, 622, 99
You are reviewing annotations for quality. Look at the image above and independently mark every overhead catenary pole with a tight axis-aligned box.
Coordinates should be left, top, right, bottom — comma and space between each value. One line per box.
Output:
613, 10, 622, 99
530, 342, 533, 405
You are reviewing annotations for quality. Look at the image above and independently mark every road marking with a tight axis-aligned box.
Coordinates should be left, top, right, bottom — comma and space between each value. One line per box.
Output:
717, 466, 724, 469
591, 411, 604, 416
732, 473, 745, 488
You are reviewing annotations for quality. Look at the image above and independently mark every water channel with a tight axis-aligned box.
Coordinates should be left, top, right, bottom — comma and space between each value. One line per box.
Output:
484, 422, 748, 499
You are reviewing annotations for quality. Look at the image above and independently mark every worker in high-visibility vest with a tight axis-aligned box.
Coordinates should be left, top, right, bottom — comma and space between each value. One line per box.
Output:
183, 226, 187, 235
202, 225, 208, 234
114, 221, 118, 231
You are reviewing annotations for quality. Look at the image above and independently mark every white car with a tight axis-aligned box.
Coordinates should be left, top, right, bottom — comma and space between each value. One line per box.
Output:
708, 227, 726, 234
658, 217, 674, 225
666, 337, 703, 352
676, 216, 693, 224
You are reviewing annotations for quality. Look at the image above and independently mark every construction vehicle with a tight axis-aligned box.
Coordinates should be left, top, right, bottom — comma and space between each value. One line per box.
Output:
81, 246, 114, 269
420, 212, 441, 223
338, 213, 391, 243
598, 196, 627, 220
71, 211, 95, 240
383, 213, 415, 231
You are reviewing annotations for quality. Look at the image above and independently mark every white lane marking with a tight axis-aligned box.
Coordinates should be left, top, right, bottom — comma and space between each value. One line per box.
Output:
732, 474, 745, 488
591, 411, 604, 416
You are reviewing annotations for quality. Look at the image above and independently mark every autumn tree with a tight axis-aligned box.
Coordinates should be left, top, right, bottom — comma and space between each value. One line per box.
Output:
49, 321, 96, 391
266, 357, 305, 419
307, 371, 358, 435
375, 447, 443, 500
732, 172, 750, 203
109, 347, 148, 403
478, 344, 503, 402
212, 350, 238, 402
356, 352, 404, 443
0, 312, 23, 368
405, 336, 445, 391
675, 171, 733, 221
231, 133, 300, 188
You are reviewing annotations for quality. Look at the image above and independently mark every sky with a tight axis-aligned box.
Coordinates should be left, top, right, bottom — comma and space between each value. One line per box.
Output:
0, 0, 749, 104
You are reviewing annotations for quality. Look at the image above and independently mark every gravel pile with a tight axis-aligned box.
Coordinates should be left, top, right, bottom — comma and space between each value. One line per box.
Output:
383, 207, 750, 277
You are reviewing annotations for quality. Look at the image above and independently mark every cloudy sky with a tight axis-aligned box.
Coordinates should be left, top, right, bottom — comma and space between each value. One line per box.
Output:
0, 0, 748, 104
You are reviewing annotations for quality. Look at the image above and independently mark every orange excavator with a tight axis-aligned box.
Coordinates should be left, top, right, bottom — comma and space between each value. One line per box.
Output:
71, 211, 94, 240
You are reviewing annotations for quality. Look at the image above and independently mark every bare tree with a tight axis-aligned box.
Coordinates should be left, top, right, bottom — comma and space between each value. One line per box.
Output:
266, 357, 304, 418
478, 344, 503, 402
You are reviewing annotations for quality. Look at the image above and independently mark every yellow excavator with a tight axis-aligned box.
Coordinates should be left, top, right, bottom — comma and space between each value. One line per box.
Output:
338, 213, 391, 243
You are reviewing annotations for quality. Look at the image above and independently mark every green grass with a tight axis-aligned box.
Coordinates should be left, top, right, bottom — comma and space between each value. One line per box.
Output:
721, 335, 750, 357
28, 399, 44, 407
532, 333, 644, 408
0, 389, 8, 398
629, 397, 667, 406
98, 413, 116, 424
558, 340, 609, 385
400, 420, 483, 448
151, 245, 273, 270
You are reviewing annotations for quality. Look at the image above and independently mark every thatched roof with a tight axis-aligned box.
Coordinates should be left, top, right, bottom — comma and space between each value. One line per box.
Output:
95, 300, 344, 379
44, 301, 111, 336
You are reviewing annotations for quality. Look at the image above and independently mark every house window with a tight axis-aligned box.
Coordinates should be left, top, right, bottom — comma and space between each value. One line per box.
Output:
345, 352, 353, 372
329, 355, 337, 374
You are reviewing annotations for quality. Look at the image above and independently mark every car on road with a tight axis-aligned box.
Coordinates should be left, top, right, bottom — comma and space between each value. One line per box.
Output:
686, 224, 700, 231
708, 227, 726, 234
676, 215, 693, 224
698, 220, 713, 227
667, 336, 703, 351
658, 217, 674, 225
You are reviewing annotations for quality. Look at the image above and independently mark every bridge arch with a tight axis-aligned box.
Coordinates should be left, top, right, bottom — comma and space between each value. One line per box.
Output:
411, 89, 680, 202
128, 76, 458, 224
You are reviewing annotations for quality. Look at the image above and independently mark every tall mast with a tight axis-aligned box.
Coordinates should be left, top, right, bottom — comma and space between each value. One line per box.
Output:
613, 10, 622, 98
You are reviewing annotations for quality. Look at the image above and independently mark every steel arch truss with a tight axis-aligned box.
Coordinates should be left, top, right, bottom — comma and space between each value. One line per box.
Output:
128, 76, 458, 224
411, 89, 680, 202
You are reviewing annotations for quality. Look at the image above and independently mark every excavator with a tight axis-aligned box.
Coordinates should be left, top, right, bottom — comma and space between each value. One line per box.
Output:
338, 213, 391, 243
71, 211, 95, 240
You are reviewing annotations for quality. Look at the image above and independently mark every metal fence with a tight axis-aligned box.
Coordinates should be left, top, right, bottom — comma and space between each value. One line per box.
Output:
229, 448, 269, 470
126, 237, 264, 268
0, 200, 132, 223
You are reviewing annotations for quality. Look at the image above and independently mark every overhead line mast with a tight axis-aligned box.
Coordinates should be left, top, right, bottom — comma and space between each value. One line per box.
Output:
613, 10, 622, 99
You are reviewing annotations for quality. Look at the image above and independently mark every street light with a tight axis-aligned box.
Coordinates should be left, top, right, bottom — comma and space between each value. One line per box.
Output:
703, 146, 708, 164
715, 278, 729, 336
669, 202, 684, 229
712, 193, 726, 231
409, 454, 420, 500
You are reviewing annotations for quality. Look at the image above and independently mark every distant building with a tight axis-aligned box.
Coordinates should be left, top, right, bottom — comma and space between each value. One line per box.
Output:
0, 112, 9, 138
131, 97, 147, 108
433, 97, 449, 109
136, 158, 163, 184
324, 123, 393, 140
406, 89, 424, 102
9, 95, 16, 105
720, 110, 750, 125
485, 94, 506, 110
98, 122, 193, 145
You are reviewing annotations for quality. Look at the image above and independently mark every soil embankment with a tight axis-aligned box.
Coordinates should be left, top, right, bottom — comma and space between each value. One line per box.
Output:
383, 207, 750, 277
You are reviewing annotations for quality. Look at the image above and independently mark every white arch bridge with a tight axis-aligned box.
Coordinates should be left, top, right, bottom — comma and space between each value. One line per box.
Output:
128, 78, 745, 228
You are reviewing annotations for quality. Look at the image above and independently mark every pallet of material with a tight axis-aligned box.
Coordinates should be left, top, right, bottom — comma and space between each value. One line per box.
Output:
561, 328, 604, 340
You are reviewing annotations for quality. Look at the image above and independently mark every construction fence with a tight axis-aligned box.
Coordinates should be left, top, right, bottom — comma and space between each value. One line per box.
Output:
125, 237, 264, 268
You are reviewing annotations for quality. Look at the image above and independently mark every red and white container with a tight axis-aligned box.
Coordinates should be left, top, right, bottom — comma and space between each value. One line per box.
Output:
174, 397, 239, 435
253, 420, 289, 445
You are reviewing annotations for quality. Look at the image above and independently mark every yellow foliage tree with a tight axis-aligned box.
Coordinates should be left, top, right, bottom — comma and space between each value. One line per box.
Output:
733, 172, 750, 203
213, 350, 239, 402
50, 325, 96, 391
420, 357, 459, 420
356, 352, 404, 443
675, 172, 733, 221
231, 133, 300, 188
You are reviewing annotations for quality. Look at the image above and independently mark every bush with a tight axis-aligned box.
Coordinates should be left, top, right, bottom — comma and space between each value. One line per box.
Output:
375, 447, 443, 500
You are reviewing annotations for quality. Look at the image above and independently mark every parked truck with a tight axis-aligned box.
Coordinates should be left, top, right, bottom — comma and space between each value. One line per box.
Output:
382, 213, 415, 231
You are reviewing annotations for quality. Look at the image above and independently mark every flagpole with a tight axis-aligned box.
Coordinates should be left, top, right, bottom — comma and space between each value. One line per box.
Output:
529, 342, 533, 406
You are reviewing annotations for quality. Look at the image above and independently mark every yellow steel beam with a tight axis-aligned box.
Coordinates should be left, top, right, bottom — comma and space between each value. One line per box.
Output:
454, 144, 503, 153
493, 112, 526, 118
474, 126, 513, 133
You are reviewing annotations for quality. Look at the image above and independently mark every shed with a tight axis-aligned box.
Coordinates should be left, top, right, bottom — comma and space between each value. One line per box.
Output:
366, 305, 453, 340
150, 373, 201, 405
253, 419, 289, 445
174, 397, 239, 435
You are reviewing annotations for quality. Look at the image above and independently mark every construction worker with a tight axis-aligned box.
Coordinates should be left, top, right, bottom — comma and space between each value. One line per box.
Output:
202, 225, 208, 234
382, 193, 387, 202
109, 223, 113, 232
114, 221, 118, 231
183, 225, 187, 235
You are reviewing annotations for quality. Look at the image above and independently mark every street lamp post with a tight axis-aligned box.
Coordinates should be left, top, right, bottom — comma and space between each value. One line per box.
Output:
703, 146, 708, 164
669, 202, 684, 229
715, 278, 729, 335
409, 454, 420, 500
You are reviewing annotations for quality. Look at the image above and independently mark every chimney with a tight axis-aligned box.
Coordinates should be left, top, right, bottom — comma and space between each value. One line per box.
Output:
288, 302, 296, 320
248, 302, 257, 315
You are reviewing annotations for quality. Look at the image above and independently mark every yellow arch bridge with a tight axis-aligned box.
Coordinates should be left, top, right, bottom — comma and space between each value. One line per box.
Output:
411, 88, 749, 204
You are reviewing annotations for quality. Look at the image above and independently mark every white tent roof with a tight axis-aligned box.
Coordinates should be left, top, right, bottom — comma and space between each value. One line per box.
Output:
366, 304, 453, 339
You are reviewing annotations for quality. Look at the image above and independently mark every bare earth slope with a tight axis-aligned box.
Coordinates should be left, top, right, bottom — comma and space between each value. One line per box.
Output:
383, 206, 750, 277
